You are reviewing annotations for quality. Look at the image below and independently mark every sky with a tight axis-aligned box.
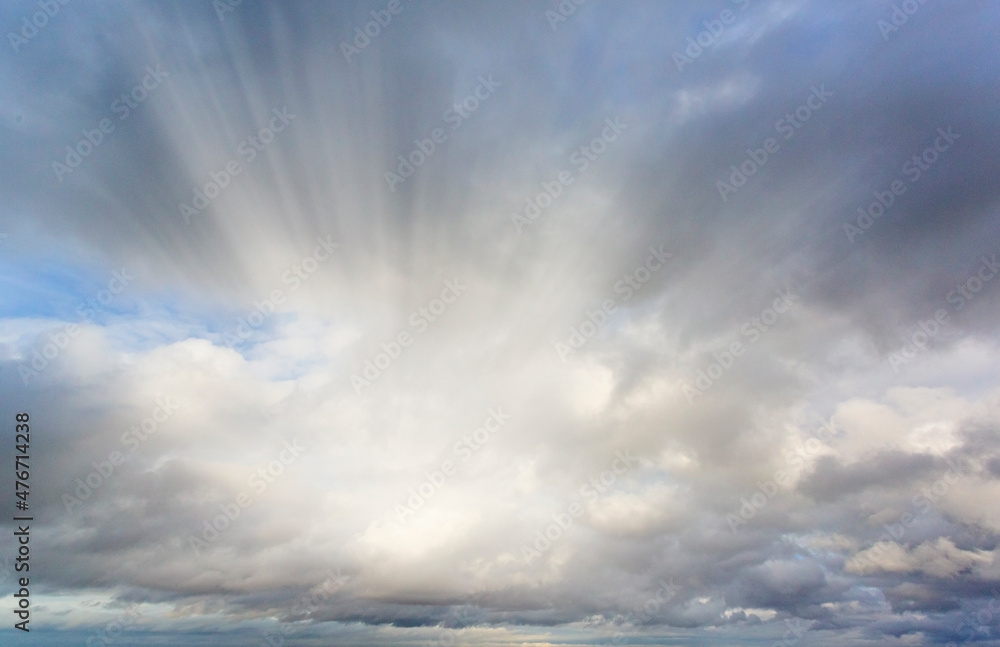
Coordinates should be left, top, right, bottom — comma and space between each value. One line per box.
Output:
1, 0, 1000, 645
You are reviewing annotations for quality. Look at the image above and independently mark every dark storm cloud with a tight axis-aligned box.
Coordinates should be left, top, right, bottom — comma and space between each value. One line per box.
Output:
798, 450, 938, 502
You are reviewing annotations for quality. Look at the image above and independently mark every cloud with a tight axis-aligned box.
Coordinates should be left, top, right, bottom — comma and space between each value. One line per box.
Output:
2, 0, 1000, 645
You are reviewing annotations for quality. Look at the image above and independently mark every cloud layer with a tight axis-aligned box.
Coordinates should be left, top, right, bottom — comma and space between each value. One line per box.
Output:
2, 1, 1000, 645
